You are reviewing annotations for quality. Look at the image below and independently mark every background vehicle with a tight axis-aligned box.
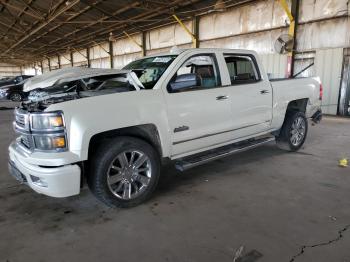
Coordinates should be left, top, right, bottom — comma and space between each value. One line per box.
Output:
0, 75, 33, 87
8, 49, 322, 208
0, 75, 34, 101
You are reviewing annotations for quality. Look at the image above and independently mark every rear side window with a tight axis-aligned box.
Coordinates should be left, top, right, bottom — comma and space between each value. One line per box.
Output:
224, 55, 260, 85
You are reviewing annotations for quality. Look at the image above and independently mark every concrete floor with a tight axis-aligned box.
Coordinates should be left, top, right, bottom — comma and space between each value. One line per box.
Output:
0, 101, 350, 262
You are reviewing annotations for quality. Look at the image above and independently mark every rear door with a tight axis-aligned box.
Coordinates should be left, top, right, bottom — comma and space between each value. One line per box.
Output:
163, 52, 233, 157
222, 53, 273, 137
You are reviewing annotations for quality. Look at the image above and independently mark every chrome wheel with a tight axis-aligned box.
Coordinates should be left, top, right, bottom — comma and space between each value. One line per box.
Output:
290, 116, 306, 146
107, 150, 152, 200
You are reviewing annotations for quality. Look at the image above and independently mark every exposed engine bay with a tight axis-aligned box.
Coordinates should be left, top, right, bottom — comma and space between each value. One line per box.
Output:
21, 68, 144, 112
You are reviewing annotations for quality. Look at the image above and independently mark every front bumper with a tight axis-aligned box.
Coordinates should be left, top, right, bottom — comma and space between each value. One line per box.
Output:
8, 142, 81, 198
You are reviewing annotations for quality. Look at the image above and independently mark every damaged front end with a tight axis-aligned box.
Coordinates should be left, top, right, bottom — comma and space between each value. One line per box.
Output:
21, 67, 144, 112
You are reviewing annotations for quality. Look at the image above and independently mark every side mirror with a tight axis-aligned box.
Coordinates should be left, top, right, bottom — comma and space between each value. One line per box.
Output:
169, 73, 200, 92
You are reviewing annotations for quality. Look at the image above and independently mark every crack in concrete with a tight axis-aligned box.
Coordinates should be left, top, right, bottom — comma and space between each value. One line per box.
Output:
0, 184, 22, 191
292, 151, 320, 157
289, 224, 350, 262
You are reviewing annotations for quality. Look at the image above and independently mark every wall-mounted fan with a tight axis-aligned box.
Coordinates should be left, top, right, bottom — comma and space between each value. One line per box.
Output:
274, 34, 294, 54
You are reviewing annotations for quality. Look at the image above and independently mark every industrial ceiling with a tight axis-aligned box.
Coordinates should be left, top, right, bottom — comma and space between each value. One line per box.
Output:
0, 0, 248, 65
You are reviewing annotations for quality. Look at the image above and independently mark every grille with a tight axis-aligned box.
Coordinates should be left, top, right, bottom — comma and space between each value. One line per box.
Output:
14, 109, 32, 150
15, 109, 29, 130
16, 114, 26, 128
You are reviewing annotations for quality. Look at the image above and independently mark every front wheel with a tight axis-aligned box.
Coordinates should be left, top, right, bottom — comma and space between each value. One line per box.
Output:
276, 111, 308, 151
88, 137, 160, 208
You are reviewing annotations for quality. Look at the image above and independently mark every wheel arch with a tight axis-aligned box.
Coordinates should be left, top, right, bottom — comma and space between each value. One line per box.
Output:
272, 98, 309, 136
286, 98, 309, 113
87, 124, 163, 161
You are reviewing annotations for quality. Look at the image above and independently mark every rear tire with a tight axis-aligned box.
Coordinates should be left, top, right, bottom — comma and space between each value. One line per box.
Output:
88, 136, 160, 208
9, 92, 23, 102
276, 111, 308, 151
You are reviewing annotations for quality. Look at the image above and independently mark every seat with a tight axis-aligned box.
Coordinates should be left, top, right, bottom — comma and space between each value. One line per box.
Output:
195, 66, 217, 88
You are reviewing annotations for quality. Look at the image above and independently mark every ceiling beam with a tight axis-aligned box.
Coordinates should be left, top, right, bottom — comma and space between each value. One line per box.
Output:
37, 0, 199, 58
0, 0, 44, 20
19, 0, 45, 19
80, 0, 144, 32
0, 0, 35, 42
3, 0, 80, 55
1, 0, 213, 64
0, 19, 23, 33
32, 2, 141, 54
21, 0, 106, 48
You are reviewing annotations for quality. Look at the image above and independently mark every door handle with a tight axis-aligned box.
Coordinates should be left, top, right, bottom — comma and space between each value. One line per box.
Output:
260, 90, 270, 94
216, 95, 229, 100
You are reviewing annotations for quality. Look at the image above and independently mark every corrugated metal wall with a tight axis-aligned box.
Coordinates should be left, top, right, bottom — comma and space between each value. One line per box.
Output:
260, 54, 288, 78
0, 63, 21, 77
298, 0, 350, 51
315, 48, 343, 115
72, 49, 88, 67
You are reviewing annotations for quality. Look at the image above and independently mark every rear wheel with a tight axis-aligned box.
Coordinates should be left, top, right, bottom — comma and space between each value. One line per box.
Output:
276, 111, 308, 151
88, 137, 160, 208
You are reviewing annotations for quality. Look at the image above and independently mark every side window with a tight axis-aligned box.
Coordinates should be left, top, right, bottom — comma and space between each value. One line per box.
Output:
224, 55, 260, 85
168, 55, 220, 92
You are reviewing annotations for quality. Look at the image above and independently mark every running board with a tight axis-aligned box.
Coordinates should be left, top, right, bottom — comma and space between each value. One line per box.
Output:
175, 137, 275, 172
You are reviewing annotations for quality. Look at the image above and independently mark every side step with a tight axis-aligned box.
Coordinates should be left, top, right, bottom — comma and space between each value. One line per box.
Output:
175, 137, 275, 171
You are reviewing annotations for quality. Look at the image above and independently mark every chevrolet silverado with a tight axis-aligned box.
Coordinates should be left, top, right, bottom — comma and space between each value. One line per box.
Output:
8, 48, 322, 207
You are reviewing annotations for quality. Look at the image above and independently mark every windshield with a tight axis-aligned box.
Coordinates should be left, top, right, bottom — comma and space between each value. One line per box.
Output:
123, 55, 177, 89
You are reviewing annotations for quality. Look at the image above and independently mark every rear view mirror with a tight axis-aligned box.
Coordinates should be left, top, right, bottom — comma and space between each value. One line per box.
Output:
169, 73, 200, 92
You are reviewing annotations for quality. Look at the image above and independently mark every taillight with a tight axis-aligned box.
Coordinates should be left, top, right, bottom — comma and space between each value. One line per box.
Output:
319, 84, 323, 101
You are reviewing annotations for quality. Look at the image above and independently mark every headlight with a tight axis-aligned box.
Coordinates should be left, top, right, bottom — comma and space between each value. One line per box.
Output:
33, 135, 67, 151
31, 112, 64, 131
0, 88, 8, 97
29, 112, 67, 152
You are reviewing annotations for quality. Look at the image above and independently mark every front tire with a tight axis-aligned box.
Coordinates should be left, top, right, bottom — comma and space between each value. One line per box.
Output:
88, 137, 160, 208
276, 111, 308, 151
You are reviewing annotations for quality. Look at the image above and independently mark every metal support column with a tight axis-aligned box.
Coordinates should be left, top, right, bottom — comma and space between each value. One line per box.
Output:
141, 31, 146, 57
70, 52, 74, 67
48, 57, 51, 71
290, 0, 299, 77
279, 0, 299, 77
109, 41, 114, 68
86, 47, 91, 68
193, 16, 199, 48
40, 60, 43, 74
57, 55, 61, 69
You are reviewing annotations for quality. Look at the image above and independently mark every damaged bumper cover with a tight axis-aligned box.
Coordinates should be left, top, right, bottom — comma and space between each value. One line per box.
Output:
8, 142, 81, 198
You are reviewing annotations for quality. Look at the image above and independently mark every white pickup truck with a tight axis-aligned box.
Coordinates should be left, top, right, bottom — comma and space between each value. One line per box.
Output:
8, 48, 322, 207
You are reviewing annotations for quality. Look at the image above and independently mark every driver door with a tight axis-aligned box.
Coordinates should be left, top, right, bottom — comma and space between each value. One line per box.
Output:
163, 53, 233, 157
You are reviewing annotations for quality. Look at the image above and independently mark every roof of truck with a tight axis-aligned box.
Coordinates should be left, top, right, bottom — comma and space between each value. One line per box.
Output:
144, 47, 258, 58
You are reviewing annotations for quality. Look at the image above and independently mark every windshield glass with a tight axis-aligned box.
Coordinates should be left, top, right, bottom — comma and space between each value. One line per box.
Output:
123, 55, 177, 89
